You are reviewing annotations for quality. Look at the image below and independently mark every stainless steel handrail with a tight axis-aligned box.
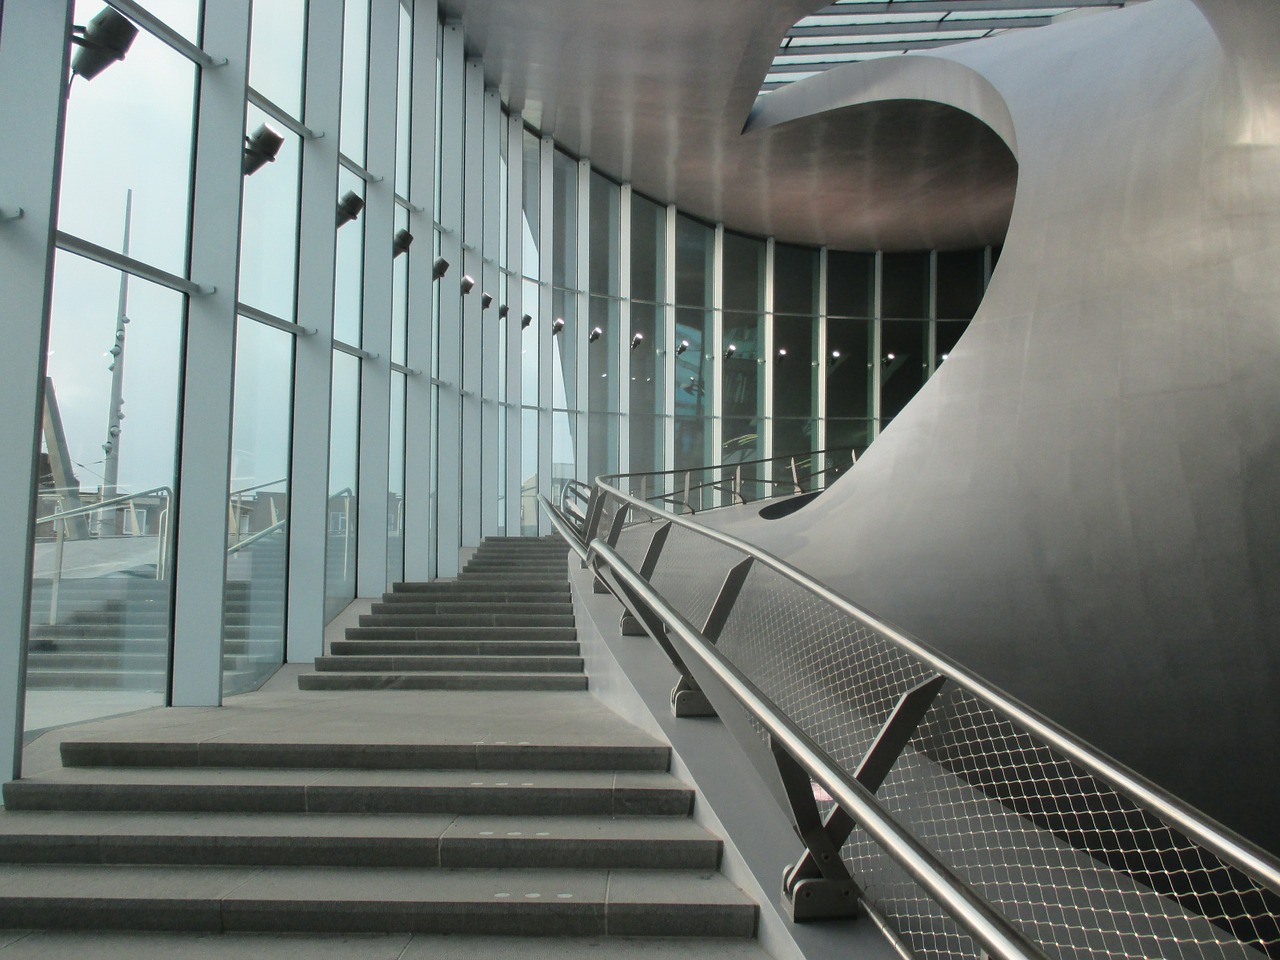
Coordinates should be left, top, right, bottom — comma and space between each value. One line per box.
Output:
589, 478, 1280, 898
590, 532, 1052, 960
35, 485, 174, 526
597, 445, 854, 486
226, 517, 287, 556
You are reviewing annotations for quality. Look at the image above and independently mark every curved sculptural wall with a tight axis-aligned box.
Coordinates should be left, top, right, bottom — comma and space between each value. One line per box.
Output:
740, 0, 1280, 852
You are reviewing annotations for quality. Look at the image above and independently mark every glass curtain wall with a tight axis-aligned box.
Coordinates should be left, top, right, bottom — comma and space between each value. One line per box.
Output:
722, 231, 766, 497
629, 195, 666, 478
674, 215, 714, 489
773, 244, 820, 484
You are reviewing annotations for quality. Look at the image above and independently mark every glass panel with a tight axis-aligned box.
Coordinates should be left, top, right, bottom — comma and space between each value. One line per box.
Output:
325, 351, 360, 622
521, 278, 540, 406
675, 215, 713, 307
553, 288, 576, 413
552, 151, 578, 290
24, 253, 182, 742
881, 251, 930, 319
239, 104, 301, 320
587, 297, 618, 479
391, 205, 409, 365
333, 167, 366, 347
827, 317, 873, 423
936, 248, 987, 320
387, 372, 406, 586
521, 407, 539, 535
60, 6, 197, 278
553, 409, 576, 491
394, 2, 413, 197
774, 243, 819, 316
674, 307, 711, 471
723, 310, 763, 483
773, 314, 816, 434
631, 194, 665, 303
249, 0, 306, 118
723, 232, 765, 314
125, 1, 201, 43
881, 320, 929, 421
224, 318, 293, 696
828, 250, 875, 318
936, 320, 970, 367
340, 0, 370, 165
589, 172, 620, 297
825, 419, 874, 461
629, 415, 664, 478
522, 129, 541, 275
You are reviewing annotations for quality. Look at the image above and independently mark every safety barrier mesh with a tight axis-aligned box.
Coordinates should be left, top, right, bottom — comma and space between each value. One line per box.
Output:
583, 487, 1280, 960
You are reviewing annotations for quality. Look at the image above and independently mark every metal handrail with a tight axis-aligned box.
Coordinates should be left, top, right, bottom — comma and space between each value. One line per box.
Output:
589, 531, 1052, 960
35, 485, 174, 526
226, 517, 287, 556
229, 476, 288, 498
597, 445, 854, 486
588, 478, 1280, 897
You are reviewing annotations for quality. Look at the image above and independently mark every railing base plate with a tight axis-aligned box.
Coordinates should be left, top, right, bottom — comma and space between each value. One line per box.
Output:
671, 685, 716, 718
593, 576, 610, 594
620, 612, 646, 636
782, 874, 860, 922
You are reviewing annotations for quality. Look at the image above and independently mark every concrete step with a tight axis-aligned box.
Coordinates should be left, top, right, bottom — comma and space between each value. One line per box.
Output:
464, 559, 570, 569
297, 672, 588, 692
344, 626, 577, 642
379, 592, 572, 607
392, 582, 570, 596
58, 741, 671, 772
370, 600, 574, 616
0, 864, 755, 936
358, 613, 575, 628
331, 639, 580, 658
3, 770, 692, 817
314, 655, 584, 674
454, 574, 572, 584
23, 670, 167, 691
25, 653, 168, 671
0, 812, 718, 869
29, 624, 168, 639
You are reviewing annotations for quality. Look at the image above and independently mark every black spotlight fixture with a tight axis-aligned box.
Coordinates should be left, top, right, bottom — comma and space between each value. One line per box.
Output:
630, 333, 644, 350
675, 339, 689, 356
336, 190, 365, 227
460, 274, 475, 294
588, 326, 602, 343
70, 7, 139, 82
243, 123, 284, 176
481, 292, 493, 310
521, 314, 533, 330
432, 257, 450, 280
724, 343, 737, 360
551, 318, 565, 336
392, 229, 414, 258
497, 305, 510, 319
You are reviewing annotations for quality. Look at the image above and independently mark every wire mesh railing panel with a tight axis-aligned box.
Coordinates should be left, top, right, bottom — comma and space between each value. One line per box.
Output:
646, 521, 744, 634
567, 486, 1280, 960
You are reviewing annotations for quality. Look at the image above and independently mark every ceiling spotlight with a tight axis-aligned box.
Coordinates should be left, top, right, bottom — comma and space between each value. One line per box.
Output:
940, 352, 950, 361
777, 347, 788, 359
498, 304, 510, 319
243, 123, 284, 176
460, 274, 475, 294
392, 229, 414, 257
551, 317, 565, 335
521, 314, 532, 330
432, 257, 450, 280
336, 190, 365, 227
885, 352, 896, 362
724, 343, 737, 360
630, 333, 644, 350
70, 7, 139, 82
675, 340, 689, 356
481, 292, 493, 310
831, 349, 841, 359
588, 326, 603, 343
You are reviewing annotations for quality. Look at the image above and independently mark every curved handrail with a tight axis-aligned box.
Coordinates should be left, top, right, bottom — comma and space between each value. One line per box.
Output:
587, 528, 1052, 960
596, 445, 854, 486
589, 478, 1280, 895
229, 476, 288, 498
36, 485, 174, 526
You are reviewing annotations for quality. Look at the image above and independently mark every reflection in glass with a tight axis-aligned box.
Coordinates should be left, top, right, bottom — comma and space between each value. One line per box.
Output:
24, 252, 183, 745
631, 195, 665, 304
937, 249, 986, 320
827, 317, 873, 430
881, 320, 929, 421
391, 204, 409, 365
936, 320, 970, 368
521, 408, 539, 534
882, 251, 930, 319
387, 372, 406, 585
340, 0, 371, 165
589, 173, 620, 297
59, 7, 196, 277
552, 151, 578, 290
224, 319, 293, 696
674, 307, 711, 471
828, 251, 875, 318
629, 302, 663, 473
325, 352, 360, 622
588, 297, 618, 480
395, 3, 413, 198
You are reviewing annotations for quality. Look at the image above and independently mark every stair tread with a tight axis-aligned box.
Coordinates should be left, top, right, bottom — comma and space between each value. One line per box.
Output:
10, 768, 686, 789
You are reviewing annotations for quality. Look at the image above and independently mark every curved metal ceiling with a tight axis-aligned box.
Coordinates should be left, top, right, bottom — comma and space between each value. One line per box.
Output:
437, 1, 1121, 249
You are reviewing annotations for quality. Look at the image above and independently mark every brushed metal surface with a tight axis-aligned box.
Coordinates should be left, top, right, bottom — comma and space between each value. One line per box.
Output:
719, 0, 1280, 854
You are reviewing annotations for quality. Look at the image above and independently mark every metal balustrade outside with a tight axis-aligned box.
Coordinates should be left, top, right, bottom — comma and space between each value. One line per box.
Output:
545, 482, 1280, 960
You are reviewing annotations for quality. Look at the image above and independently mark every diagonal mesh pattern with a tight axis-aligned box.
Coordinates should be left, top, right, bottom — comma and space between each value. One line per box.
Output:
590, 487, 1280, 960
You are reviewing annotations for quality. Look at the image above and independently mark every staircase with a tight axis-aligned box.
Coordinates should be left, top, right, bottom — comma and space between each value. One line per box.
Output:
298, 536, 585, 692
0, 536, 759, 941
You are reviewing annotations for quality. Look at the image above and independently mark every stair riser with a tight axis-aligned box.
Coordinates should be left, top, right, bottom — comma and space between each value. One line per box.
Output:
59, 742, 670, 771
315, 656, 583, 674
392, 584, 570, 596
371, 603, 574, 616
1, 784, 693, 817
345, 628, 577, 642
358, 614, 574, 628
297, 674, 588, 692
0, 900, 752, 937
331, 641, 580, 657
0, 837, 718, 870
